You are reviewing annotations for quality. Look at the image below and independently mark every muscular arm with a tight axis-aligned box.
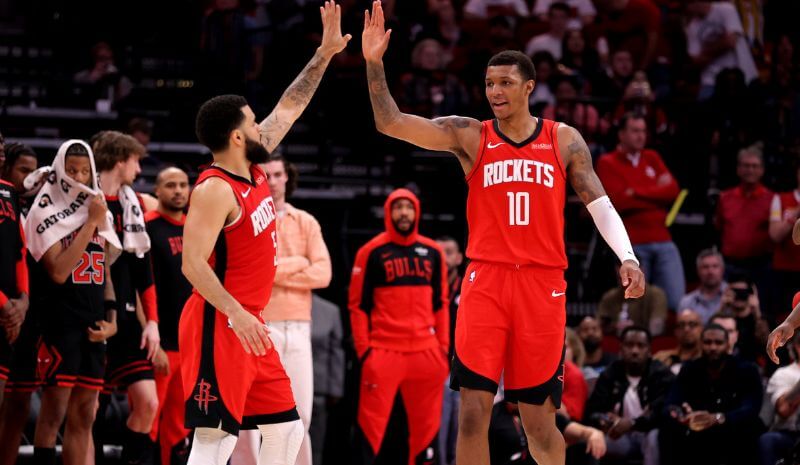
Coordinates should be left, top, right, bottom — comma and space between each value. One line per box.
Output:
561, 125, 607, 204
181, 178, 244, 318
366, 60, 481, 173
259, 51, 333, 153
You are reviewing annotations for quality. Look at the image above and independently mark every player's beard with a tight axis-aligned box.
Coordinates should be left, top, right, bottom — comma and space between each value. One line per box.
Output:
392, 218, 413, 236
245, 138, 269, 164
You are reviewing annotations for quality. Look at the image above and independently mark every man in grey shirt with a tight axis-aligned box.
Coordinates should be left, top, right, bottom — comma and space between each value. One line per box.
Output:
678, 248, 728, 323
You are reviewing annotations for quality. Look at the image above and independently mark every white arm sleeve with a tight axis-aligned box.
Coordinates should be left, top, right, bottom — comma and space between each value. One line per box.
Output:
586, 195, 639, 266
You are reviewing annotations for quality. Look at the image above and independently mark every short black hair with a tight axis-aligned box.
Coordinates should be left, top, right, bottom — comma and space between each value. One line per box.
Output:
703, 323, 729, 341
3, 143, 37, 167
266, 152, 299, 197
195, 94, 249, 152
621, 325, 651, 343
487, 50, 536, 82
618, 112, 646, 131
65, 143, 89, 158
549, 1, 571, 15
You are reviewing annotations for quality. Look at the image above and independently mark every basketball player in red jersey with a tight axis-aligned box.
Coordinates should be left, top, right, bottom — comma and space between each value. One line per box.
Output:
362, 3, 645, 464
180, 3, 350, 464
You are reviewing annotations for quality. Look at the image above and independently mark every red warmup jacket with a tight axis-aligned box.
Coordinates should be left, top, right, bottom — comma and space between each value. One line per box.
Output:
348, 189, 449, 358
596, 148, 680, 245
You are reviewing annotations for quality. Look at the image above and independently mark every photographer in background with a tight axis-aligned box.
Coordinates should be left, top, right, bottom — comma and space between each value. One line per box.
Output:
716, 272, 770, 363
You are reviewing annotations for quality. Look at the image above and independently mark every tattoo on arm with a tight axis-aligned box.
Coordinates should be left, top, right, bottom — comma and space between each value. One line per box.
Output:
566, 128, 606, 204
433, 117, 472, 159
259, 52, 331, 152
366, 61, 402, 130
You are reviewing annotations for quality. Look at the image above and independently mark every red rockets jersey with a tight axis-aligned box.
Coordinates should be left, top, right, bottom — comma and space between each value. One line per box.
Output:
193, 165, 278, 314
465, 118, 567, 269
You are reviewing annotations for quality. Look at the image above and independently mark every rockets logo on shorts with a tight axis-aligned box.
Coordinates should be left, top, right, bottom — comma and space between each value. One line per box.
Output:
194, 378, 218, 414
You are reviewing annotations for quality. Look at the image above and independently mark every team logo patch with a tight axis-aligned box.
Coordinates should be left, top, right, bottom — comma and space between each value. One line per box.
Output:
414, 247, 429, 257
469, 270, 476, 282
645, 166, 657, 178
194, 378, 218, 414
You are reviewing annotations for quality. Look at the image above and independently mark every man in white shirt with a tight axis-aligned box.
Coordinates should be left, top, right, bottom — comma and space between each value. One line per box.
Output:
525, 2, 571, 60
685, 0, 757, 100
760, 334, 800, 465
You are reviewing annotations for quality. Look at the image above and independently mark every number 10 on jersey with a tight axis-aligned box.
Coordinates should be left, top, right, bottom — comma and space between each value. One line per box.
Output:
507, 192, 530, 226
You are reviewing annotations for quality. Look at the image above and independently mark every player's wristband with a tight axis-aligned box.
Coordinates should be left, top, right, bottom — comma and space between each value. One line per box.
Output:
586, 195, 639, 266
104, 299, 118, 313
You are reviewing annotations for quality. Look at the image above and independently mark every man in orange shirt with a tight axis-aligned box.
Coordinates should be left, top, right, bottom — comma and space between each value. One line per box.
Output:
231, 153, 332, 465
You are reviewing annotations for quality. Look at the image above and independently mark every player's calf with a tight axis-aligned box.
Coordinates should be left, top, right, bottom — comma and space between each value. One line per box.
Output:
518, 399, 565, 465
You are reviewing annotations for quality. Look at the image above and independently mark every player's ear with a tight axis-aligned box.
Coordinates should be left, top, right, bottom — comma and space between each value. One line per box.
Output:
231, 129, 244, 147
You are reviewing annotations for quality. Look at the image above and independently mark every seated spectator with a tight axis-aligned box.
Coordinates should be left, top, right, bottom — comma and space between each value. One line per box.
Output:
769, 163, 800, 313
578, 316, 617, 375
528, 52, 557, 111
591, 48, 635, 115
596, 0, 661, 70
542, 76, 606, 139
662, 324, 764, 465
524, 2, 570, 61
396, 39, 470, 118
715, 145, 773, 305
715, 275, 769, 362
127, 117, 153, 147
533, 0, 596, 29
654, 309, 703, 375
410, 0, 462, 49
760, 334, 800, 465
585, 327, 673, 465
559, 29, 603, 82
597, 277, 667, 337
462, 0, 529, 19
73, 41, 133, 105
684, 0, 758, 100
562, 328, 589, 421
610, 71, 669, 140
678, 248, 728, 324
596, 113, 685, 310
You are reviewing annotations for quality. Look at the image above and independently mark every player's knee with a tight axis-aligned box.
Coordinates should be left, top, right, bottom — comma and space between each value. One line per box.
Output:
458, 394, 492, 437
194, 427, 231, 444
524, 419, 563, 453
133, 394, 159, 421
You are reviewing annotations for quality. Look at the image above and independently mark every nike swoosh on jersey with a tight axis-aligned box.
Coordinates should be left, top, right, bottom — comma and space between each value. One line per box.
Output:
242, 188, 251, 198
487, 142, 505, 149
551, 290, 565, 297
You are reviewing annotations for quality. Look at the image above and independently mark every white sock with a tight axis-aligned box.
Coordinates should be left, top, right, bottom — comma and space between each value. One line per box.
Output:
188, 427, 238, 465
257, 420, 304, 465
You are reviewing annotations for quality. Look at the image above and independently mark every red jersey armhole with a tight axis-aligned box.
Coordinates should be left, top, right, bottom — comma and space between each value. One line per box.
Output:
194, 173, 246, 232
550, 121, 567, 180
464, 121, 489, 182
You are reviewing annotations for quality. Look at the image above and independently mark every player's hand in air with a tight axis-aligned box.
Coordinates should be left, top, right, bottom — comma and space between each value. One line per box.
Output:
619, 260, 645, 299
767, 322, 795, 364
362, 1, 392, 63
318, 1, 352, 58
140, 320, 161, 361
229, 308, 273, 356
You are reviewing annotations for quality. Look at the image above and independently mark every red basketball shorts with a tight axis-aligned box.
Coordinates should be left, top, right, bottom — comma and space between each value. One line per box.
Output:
450, 261, 566, 406
179, 294, 298, 435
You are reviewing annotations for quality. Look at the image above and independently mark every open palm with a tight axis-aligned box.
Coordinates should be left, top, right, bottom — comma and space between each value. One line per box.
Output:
362, 0, 391, 62
319, 1, 352, 57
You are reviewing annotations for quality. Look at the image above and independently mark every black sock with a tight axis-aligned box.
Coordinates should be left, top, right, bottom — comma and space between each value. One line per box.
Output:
33, 447, 56, 465
121, 426, 155, 465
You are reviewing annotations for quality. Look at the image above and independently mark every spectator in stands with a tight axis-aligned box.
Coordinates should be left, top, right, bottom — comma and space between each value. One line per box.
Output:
611, 71, 669, 141
127, 117, 153, 147
760, 333, 800, 465
596, 113, 685, 310
410, 0, 462, 50
396, 39, 469, 118
578, 316, 617, 375
684, 0, 758, 100
73, 41, 133, 105
662, 324, 764, 465
0, 143, 38, 195
678, 248, 728, 324
309, 294, 344, 465
542, 76, 605, 139
716, 275, 768, 362
597, 278, 668, 336
596, 0, 661, 70
533, 0, 596, 29
560, 29, 603, 83
591, 48, 635, 115
561, 328, 589, 421
462, 0, 529, 19
524, 2, 571, 61
769, 164, 800, 313
529, 52, 557, 112
585, 327, 673, 465
715, 145, 773, 300
654, 309, 703, 375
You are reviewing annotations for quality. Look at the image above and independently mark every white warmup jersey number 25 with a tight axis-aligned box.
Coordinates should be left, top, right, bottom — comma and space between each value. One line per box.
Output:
506, 192, 530, 226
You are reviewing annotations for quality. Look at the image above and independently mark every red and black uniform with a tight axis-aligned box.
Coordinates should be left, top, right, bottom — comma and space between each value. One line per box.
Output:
349, 188, 449, 465
37, 229, 107, 390
0, 180, 29, 382
146, 210, 192, 464
104, 194, 157, 388
180, 165, 298, 435
454, 118, 566, 405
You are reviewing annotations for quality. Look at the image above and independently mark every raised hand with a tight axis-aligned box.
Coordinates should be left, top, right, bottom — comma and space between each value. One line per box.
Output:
362, 1, 392, 63
318, 1, 352, 58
